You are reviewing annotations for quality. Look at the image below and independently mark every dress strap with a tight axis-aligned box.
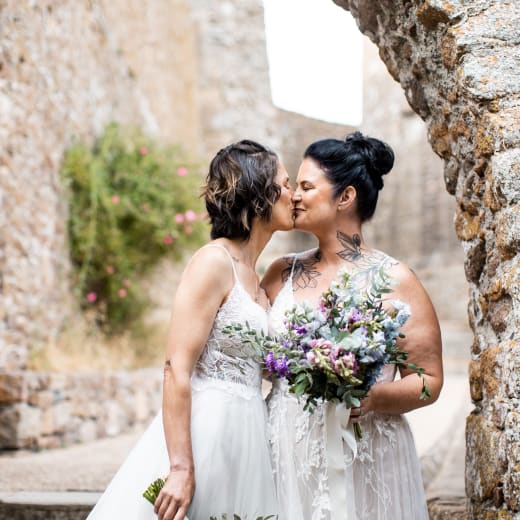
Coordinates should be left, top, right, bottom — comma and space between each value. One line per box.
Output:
289, 253, 299, 279
199, 244, 239, 282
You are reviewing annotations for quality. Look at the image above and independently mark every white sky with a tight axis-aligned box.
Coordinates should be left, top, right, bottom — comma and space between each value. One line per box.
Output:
262, 0, 363, 126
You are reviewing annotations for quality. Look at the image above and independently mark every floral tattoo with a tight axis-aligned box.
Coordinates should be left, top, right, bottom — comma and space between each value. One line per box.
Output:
281, 250, 322, 291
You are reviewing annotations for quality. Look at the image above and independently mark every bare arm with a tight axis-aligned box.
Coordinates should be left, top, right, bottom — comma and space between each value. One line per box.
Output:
355, 263, 443, 417
154, 248, 232, 520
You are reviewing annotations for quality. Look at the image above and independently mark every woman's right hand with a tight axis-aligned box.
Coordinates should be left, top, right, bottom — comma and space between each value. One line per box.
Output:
153, 468, 195, 520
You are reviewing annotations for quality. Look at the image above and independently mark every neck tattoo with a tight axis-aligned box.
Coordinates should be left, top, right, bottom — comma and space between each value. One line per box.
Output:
336, 231, 363, 262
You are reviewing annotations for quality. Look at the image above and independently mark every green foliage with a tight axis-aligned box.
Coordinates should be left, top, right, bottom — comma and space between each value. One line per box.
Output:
61, 123, 207, 333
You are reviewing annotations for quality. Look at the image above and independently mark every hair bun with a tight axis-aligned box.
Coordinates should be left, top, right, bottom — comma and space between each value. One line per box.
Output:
344, 132, 394, 190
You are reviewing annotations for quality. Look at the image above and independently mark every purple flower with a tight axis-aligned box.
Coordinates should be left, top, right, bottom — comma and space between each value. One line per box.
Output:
265, 351, 276, 373
346, 308, 363, 324
275, 356, 290, 377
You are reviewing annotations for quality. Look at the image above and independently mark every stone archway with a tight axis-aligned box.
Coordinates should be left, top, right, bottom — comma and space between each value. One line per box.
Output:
332, 0, 520, 517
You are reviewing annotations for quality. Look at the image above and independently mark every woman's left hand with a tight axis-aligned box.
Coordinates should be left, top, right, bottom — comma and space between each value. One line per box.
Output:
350, 395, 372, 424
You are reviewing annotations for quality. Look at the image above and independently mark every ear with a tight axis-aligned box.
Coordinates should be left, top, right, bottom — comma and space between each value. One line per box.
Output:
337, 186, 357, 211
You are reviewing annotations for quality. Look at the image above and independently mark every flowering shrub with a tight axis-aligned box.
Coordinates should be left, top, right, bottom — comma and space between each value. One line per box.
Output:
61, 123, 207, 333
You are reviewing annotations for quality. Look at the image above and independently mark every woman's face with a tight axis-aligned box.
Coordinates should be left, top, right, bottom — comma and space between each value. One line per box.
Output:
270, 163, 294, 231
292, 158, 338, 231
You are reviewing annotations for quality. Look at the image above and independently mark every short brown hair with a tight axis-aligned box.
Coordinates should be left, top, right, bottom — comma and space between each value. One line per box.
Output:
202, 140, 281, 240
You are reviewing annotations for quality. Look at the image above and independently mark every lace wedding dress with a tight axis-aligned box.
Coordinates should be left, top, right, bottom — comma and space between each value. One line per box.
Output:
87, 245, 278, 520
266, 257, 429, 520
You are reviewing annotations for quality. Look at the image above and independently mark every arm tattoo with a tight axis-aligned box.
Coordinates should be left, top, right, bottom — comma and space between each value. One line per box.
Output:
281, 250, 322, 291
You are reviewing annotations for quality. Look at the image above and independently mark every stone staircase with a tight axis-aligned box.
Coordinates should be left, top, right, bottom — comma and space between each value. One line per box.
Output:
0, 492, 98, 520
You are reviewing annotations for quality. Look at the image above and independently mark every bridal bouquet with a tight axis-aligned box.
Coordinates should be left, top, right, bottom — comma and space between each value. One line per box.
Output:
226, 267, 430, 439
143, 479, 277, 520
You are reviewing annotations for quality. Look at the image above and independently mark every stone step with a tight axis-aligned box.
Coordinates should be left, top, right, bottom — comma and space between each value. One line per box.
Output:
0, 491, 468, 519
0, 491, 98, 520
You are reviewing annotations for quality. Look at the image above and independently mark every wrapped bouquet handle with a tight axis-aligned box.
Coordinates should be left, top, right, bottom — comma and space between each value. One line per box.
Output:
326, 402, 358, 520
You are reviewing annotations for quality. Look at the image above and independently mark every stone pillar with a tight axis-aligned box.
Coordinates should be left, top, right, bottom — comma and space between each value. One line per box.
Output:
332, 0, 520, 517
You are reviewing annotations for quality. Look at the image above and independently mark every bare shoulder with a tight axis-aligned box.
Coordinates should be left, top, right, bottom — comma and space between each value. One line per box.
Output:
261, 254, 295, 300
382, 256, 435, 308
180, 244, 234, 294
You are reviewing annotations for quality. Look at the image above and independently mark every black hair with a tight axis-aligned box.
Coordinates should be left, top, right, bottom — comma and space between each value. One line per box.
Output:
303, 131, 394, 221
202, 140, 281, 240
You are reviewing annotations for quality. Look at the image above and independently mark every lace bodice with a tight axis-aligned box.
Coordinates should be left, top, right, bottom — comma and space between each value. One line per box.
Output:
192, 246, 268, 392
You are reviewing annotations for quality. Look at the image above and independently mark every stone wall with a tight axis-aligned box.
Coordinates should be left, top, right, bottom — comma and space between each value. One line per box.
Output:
332, 0, 520, 516
0, 0, 357, 447
188, 0, 280, 158
361, 36, 467, 322
0, 0, 199, 371
0, 369, 162, 450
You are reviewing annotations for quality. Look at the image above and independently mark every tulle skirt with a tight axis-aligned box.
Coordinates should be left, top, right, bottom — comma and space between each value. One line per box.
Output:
267, 382, 428, 520
87, 377, 278, 520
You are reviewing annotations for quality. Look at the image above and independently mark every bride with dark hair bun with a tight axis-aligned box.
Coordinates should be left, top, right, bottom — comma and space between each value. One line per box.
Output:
262, 132, 443, 520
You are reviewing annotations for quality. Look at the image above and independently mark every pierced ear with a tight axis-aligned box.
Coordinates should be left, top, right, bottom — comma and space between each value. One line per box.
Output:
338, 186, 357, 210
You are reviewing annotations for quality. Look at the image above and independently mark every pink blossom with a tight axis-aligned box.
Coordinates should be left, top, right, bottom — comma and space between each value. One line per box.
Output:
177, 167, 188, 177
184, 210, 197, 222
175, 214, 184, 223
118, 288, 127, 298
111, 195, 120, 204
139, 146, 148, 156
123, 279, 131, 287
163, 235, 174, 245
331, 344, 342, 359
106, 266, 115, 274
306, 351, 317, 365
184, 224, 193, 235
86, 292, 97, 303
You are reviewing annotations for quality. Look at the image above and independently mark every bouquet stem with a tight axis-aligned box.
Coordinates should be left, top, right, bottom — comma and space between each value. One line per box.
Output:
353, 423, 363, 441
143, 477, 166, 505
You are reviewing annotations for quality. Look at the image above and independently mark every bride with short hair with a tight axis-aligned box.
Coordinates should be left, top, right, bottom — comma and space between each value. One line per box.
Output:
87, 139, 294, 520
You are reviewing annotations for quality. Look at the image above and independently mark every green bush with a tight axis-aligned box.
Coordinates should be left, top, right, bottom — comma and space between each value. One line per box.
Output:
60, 123, 207, 333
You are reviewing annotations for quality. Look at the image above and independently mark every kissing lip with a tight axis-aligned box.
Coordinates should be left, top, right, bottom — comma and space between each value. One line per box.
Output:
292, 207, 305, 213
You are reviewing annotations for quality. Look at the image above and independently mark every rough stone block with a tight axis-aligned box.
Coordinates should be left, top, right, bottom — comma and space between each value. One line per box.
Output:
52, 402, 72, 433
480, 346, 502, 400
455, 207, 483, 241
416, 2, 450, 30
40, 408, 55, 436
487, 297, 511, 335
460, 48, 520, 101
469, 360, 482, 402
491, 150, 520, 206
0, 373, 27, 404
502, 340, 520, 399
0, 403, 41, 449
101, 400, 127, 437
504, 411, 520, 510
466, 414, 507, 501
28, 390, 54, 409
427, 496, 469, 519
496, 206, 520, 260
464, 238, 486, 283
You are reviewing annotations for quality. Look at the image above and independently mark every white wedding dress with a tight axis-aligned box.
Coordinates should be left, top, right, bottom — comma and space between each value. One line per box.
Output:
87, 245, 278, 520
266, 258, 429, 520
